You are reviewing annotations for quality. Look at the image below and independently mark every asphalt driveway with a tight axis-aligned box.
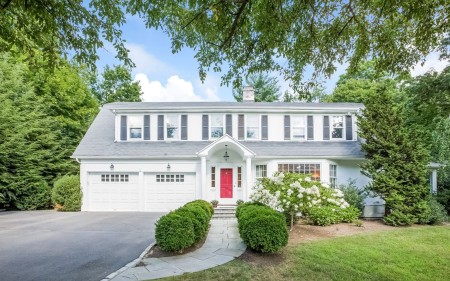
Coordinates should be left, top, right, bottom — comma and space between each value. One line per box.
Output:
0, 211, 163, 281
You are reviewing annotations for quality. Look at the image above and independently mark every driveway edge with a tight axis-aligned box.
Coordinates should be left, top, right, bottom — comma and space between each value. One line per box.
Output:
101, 242, 155, 281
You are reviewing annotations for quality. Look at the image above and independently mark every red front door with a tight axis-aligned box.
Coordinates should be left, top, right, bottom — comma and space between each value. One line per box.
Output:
220, 168, 233, 198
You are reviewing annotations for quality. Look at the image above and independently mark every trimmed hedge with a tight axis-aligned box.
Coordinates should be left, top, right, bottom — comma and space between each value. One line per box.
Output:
236, 201, 265, 218
51, 175, 82, 211
186, 200, 214, 218
155, 200, 212, 252
236, 203, 288, 253
155, 213, 195, 252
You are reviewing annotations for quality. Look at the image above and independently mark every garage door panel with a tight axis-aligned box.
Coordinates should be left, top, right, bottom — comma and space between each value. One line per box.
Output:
144, 173, 196, 212
88, 172, 140, 211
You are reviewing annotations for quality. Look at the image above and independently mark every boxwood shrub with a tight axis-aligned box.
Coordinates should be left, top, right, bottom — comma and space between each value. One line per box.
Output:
236, 201, 265, 218
51, 175, 82, 212
155, 212, 195, 252
186, 200, 214, 218
242, 214, 288, 253
237, 203, 288, 253
155, 200, 213, 252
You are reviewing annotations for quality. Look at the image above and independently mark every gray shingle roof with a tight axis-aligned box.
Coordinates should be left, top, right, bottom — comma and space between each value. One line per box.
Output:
104, 102, 363, 111
72, 106, 364, 159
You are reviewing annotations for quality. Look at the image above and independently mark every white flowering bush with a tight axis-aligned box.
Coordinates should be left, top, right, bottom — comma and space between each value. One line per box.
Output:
250, 172, 359, 228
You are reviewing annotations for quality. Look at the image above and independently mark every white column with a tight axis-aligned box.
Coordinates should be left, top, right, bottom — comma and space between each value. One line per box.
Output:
431, 169, 438, 194
246, 156, 252, 201
201, 156, 207, 199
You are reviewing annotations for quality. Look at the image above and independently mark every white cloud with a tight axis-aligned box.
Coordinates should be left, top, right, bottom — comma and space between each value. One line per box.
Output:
136, 73, 220, 102
195, 75, 221, 101
411, 52, 449, 77
126, 43, 173, 75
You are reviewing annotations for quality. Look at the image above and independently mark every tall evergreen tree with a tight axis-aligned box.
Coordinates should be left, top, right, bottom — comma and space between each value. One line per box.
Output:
233, 73, 280, 102
358, 86, 431, 226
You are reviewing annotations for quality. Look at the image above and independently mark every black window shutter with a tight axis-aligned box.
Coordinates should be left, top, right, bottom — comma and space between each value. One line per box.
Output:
120, 115, 127, 140
323, 116, 330, 140
345, 115, 353, 140
261, 115, 268, 140
307, 115, 314, 140
202, 115, 209, 140
157, 115, 164, 140
181, 115, 188, 140
238, 114, 245, 140
226, 114, 232, 136
284, 115, 291, 140
143, 115, 150, 140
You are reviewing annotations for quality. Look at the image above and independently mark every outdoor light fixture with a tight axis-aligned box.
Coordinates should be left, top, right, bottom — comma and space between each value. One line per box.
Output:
223, 145, 230, 162
167, 163, 171, 170
110, 164, 114, 171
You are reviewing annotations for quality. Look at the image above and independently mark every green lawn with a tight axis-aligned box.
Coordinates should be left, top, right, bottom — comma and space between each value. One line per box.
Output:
159, 226, 450, 281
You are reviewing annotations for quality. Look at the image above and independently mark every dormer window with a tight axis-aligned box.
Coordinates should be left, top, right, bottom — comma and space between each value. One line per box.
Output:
166, 114, 179, 140
129, 116, 142, 139
331, 116, 344, 139
210, 114, 224, 138
246, 115, 259, 140
292, 115, 306, 140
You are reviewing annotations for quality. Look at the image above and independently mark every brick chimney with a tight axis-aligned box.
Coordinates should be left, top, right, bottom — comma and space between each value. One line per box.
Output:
242, 86, 255, 102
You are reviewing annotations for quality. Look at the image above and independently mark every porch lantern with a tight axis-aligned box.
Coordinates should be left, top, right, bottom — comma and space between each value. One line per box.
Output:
223, 145, 230, 162
167, 163, 171, 170
110, 164, 114, 171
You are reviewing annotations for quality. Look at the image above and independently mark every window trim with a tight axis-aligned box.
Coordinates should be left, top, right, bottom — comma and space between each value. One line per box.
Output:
245, 114, 260, 140
291, 115, 306, 141
329, 164, 337, 188
210, 113, 225, 139
165, 114, 180, 140
128, 115, 144, 141
277, 163, 321, 181
256, 165, 267, 179
331, 115, 345, 140
211, 167, 216, 187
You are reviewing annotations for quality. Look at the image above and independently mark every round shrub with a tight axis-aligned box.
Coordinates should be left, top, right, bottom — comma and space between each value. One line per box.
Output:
236, 201, 266, 219
238, 205, 284, 241
186, 200, 214, 218
183, 204, 209, 228
176, 207, 207, 242
51, 175, 82, 212
242, 214, 288, 253
155, 213, 195, 252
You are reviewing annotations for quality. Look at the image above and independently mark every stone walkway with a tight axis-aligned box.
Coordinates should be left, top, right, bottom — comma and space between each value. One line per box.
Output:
110, 218, 245, 281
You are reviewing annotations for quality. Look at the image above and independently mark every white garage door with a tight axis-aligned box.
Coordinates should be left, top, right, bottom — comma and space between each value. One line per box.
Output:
88, 172, 140, 211
144, 173, 196, 212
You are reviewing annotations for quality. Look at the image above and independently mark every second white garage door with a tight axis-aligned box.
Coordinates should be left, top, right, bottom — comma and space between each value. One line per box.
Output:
144, 173, 196, 212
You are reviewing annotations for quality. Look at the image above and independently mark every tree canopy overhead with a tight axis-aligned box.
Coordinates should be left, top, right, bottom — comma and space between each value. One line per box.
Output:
1, 0, 449, 90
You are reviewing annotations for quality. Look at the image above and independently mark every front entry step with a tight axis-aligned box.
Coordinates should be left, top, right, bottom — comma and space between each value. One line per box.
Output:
212, 205, 236, 219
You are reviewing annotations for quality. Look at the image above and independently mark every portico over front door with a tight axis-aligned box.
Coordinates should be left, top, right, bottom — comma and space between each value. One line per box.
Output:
220, 168, 233, 198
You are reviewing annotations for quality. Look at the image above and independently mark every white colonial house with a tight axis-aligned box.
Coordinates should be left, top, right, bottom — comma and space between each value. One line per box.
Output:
72, 90, 372, 212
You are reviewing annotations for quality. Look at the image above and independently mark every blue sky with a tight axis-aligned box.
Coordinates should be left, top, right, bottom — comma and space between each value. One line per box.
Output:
97, 15, 448, 102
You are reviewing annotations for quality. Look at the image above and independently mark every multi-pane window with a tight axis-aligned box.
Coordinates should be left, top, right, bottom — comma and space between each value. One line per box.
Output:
156, 174, 185, 183
129, 116, 142, 139
166, 114, 179, 139
237, 167, 242, 187
101, 174, 129, 182
256, 165, 267, 179
292, 115, 306, 140
278, 163, 321, 181
330, 164, 337, 188
246, 115, 259, 140
211, 167, 216, 187
210, 114, 224, 138
331, 116, 344, 139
